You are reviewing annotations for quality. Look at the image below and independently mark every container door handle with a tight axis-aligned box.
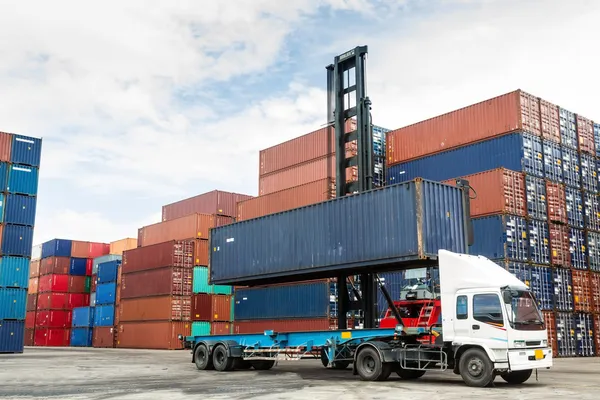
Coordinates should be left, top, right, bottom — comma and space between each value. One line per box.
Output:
472, 324, 480, 330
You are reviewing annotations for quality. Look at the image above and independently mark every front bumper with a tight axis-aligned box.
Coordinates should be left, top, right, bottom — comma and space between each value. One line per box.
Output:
500, 347, 552, 371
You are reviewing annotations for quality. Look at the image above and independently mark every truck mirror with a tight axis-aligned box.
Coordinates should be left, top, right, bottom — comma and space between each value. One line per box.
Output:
502, 291, 512, 304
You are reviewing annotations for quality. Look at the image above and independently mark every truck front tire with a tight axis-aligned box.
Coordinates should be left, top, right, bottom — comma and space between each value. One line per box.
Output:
356, 347, 392, 381
459, 348, 495, 387
501, 369, 532, 385
194, 344, 214, 370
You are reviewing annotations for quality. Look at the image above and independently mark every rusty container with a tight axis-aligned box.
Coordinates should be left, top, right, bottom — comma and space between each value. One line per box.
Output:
233, 318, 332, 334
577, 115, 595, 155
237, 178, 336, 221
549, 223, 570, 268
590, 273, 600, 313
26, 294, 37, 311
70, 241, 89, 258
93, 326, 116, 348
571, 270, 592, 313
138, 213, 229, 246
119, 296, 191, 322
386, 90, 541, 165
594, 315, 600, 358
442, 168, 526, 217
0, 131, 13, 162
39, 256, 70, 276
24, 328, 35, 346
162, 190, 254, 221
191, 294, 232, 322
28, 277, 39, 294
109, 238, 138, 255
546, 182, 568, 225
210, 322, 233, 335
194, 240, 209, 266
116, 321, 190, 350
122, 240, 194, 274
543, 311, 558, 357
539, 99, 561, 143
68, 276, 87, 293
120, 267, 193, 299
29, 260, 40, 278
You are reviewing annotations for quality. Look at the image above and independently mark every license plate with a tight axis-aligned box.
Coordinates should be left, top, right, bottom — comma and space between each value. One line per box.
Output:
534, 349, 544, 360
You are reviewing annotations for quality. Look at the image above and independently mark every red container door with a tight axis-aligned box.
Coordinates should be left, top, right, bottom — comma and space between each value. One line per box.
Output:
36, 310, 72, 328
89, 242, 110, 258
24, 329, 35, 346
37, 293, 68, 310
549, 224, 570, 267
68, 276, 87, 293
86, 259, 93, 276
546, 182, 568, 225
38, 275, 69, 293
26, 311, 36, 329
67, 294, 89, 309
210, 322, 232, 335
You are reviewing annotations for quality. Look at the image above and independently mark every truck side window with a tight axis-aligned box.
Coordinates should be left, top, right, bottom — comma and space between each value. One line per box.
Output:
473, 294, 504, 326
456, 295, 468, 320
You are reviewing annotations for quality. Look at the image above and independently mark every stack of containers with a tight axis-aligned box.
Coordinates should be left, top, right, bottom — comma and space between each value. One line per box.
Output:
25, 244, 42, 346
191, 265, 234, 336
385, 89, 600, 357
70, 306, 94, 347
0, 131, 42, 353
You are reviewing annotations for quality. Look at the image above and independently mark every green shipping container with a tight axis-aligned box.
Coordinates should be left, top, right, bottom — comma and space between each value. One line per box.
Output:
191, 322, 211, 337
193, 266, 232, 295
84, 276, 91, 293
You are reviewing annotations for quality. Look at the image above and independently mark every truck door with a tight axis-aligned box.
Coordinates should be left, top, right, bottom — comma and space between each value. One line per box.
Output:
469, 293, 508, 348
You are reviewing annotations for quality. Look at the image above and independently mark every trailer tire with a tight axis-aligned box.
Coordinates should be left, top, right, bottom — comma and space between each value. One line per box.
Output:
320, 348, 350, 369
396, 369, 426, 380
356, 347, 392, 381
501, 369, 532, 385
251, 360, 275, 370
459, 348, 495, 387
212, 345, 234, 372
194, 344, 214, 371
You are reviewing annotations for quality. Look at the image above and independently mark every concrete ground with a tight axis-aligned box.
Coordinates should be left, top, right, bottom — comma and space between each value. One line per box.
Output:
0, 348, 599, 399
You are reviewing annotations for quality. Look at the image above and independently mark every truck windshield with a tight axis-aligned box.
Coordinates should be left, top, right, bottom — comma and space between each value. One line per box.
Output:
502, 290, 545, 331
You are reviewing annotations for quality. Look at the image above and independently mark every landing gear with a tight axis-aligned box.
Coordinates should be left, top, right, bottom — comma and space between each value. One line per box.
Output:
459, 348, 495, 387
320, 348, 351, 370
501, 369, 532, 385
355, 347, 392, 381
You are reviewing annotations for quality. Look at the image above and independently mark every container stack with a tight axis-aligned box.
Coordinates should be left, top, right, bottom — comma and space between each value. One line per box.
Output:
385, 89, 600, 357
0, 132, 42, 353
191, 266, 234, 336
25, 245, 42, 346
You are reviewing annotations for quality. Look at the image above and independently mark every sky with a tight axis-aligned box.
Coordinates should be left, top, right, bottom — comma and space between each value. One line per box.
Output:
0, 0, 598, 246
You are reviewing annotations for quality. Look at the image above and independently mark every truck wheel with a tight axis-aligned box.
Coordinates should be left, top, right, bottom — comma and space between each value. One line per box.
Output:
396, 369, 426, 380
320, 348, 351, 369
356, 347, 392, 381
459, 348, 495, 387
212, 345, 234, 372
194, 344, 214, 370
251, 360, 275, 370
501, 369, 532, 385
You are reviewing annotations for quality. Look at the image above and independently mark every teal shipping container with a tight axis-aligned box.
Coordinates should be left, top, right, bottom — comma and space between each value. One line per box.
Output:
0, 257, 29, 288
193, 266, 232, 295
0, 288, 27, 320
191, 321, 211, 337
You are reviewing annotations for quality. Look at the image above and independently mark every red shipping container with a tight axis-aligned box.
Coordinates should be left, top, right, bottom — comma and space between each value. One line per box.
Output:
28, 277, 39, 294
386, 90, 541, 165
542, 311, 558, 358
26, 294, 37, 311
195, 240, 209, 266
546, 182, 567, 225
89, 242, 110, 258
162, 190, 254, 221
67, 293, 89, 309
120, 267, 192, 299
442, 168, 526, 217
590, 273, 600, 313
577, 115, 595, 155
138, 214, 229, 247
571, 270, 592, 313
34, 328, 70, 347
191, 294, 231, 322
93, 327, 116, 348
539, 99, 560, 143
91, 274, 97, 293
237, 178, 336, 221
68, 276, 87, 293
86, 259, 93, 276
549, 223, 570, 268
0, 131, 13, 162
233, 318, 332, 334
119, 296, 191, 322
38, 274, 69, 293
37, 293, 68, 310
25, 311, 36, 329
210, 322, 232, 335
24, 328, 35, 346
122, 240, 194, 274
39, 257, 70, 276
116, 321, 190, 350
29, 260, 40, 278
35, 310, 72, 328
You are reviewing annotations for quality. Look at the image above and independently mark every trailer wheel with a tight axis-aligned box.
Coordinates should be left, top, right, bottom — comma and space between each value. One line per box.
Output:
212, 345, 234, 372
356, 347, 392, 381
251, 360, 275, 370
459, 348, 495, 387
501, 369, 532, 385
194, 344, 214, 370
320, 348, 350, 369
396, 369, 426, 380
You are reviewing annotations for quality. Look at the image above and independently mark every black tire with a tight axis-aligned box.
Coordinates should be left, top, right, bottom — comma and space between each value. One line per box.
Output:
212, 345, 234, 372
251, 360, 276, 370
194, 344, 213, 370
396, 368, 426, 380
234, 359, 252, 370
320, 348, 351, 370
356, 347, 392, 381
501, 369, 532, 385
459, 348, 495, 387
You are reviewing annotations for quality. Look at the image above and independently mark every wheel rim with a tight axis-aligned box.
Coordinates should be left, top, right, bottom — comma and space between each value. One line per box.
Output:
197, 347, 208, 366
362, 355, 376, 374
215, 349, 225, 365
466, 357, 484, 378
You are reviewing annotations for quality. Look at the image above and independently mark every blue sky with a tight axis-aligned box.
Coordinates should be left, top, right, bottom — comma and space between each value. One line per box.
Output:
0, 0, 598, 245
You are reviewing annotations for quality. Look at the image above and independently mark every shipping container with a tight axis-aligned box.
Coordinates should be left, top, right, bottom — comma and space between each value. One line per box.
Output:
591, 273, 600, 313
36, 293, 89, 311
109, 238, 137, 255
139, 214, 229, 247
0, 131, 12, 162
546, 182, 567, 224
35, 310, 72, 328
116, 321, 190, 350
540, 99, 561, 143
191, 321, 232, 336
31, 244, 42, 260
93, 326, 115, 348
0, 320, 24, 353
594, 315, 600, 356
191, 294, 231, 322
194, 239, 209, 266
122, 240, 193, 274
0, 163, 6, 193
28, 277, 38, 294
97, 260, 120, 283
237, 178, 335, 221
39, 256, 70, 276
25, 311, 35, 328
565, 187, 584, 228
470, 215, 528, 262
584, 193, 600, 233
119, 296, 191, 322
10, 134, 42, 167
554, 268, 574, 312
233, 318, 332, 334
94, 305, 115, 327
580, 153, 598, 193
70, 241, 89, 258
70, 327, 93, 347
24, 328, 34, 346
89, 242, 110, 258
576, 115, 595, 155
524, 176, 547, 221
90, 292, 96, 307
556, 312, 576, 357
0, 193, 4, 223
6, 164, 39, 196
3, 194, 36, 226
542, 311, 558, 358
96, 283, 116, 305
72, 307, 95, 327
560, 108, 578, 149
0, 288, 27, 319
69, 258, 87, 276
561, 146, 581, 188
193, 266, 232, 295
529, 266, 554, 311
595, 123, 600, 156
441, 169, 526, 217
162, 190, 254, 221
41, 239, 72, 258
377, 269, 433, 315
29, 259, 40, 278
503, 261, 529, 284
528, 220, 550, 265
386, 90, 540, 164
387, 133, 543, 185
26, 293, 36, 311
1, 224, 34, 257
543, 140, 563, 183
92, 254, 121, 275
571, 270, 592, 313
0, 256, 29, 288
34, 328, 70, 347
121, 267, 193, 299
548, 223, 570, 267
569, 228, 587, 270
210, 179, 467, 285
574, 313, 596, 356
38, 275, 83, 293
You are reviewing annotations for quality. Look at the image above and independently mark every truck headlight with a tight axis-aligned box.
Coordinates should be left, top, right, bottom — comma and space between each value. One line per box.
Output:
513, 340, 525, 348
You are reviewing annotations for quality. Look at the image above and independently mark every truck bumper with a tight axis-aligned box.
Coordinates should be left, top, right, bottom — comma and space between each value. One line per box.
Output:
503, 348, 552, 371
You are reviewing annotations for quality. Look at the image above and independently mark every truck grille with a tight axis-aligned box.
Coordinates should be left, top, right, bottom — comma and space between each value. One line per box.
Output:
526, 341, 541, 346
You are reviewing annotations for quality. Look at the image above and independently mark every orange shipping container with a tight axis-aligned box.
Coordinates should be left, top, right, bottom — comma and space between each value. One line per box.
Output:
442, 168, 526, 217
0, 131, 12, 162
577, 115, 595, 155
162, 190, 254, 221
543, 311, 558, 358
28, 277, 39, 294
110, 238, 138, 255
571, 270, 592, 313
119, 296, 192, 322
539, 99, 560, 143
386, 89, 541, 165
191, 294, 231, 322
70, 241, 89, 258
590, 272, 600, 313
195, 240, 209, 266
29, 260, 41, 278
138, 213, 231, 247
237, 178, 336, 221
116, 321, 190, 350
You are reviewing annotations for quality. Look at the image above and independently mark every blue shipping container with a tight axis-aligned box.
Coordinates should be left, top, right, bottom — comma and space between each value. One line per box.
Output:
3, 194, 37, 227
6, 165, 39, 196
595, 123, 600, 157
584, 192, 600, 231
92, 254, 121, 275
556, 312, 576, 357
0, 162, 6, 193
93, 305, 115, 327
525, 176, 547, 221
70, 328, 93, 347
0, 256, 29, 288
69, 258, 87, 276
387, 132, 544, 184
0, 320, 25, 353
580, 153, 598, 193
234, 282, 329, 320
375, 268, 440, 316
559, 108, 578, 149
72, 307, 95, 327
554, 268, 574, 312
97, 260, 120, 283
542, 140, 563, 183
561, 146, 580, 188
0, 193, 4, 223
1, 225, 34, 257
529, 266, 554, 311
569, 228, 587, 270
10, 134, 42, 168
565, 187, 584, 228
210, 179, 467, 284
0, 288, 27, 320
96, 283, 116, 305
41, 239, 72, 258
574, 313, 595, 357
588, 231, 600, 273
498, 261, 530, 284
528, 220, 550, 265
470, 215, 528, 262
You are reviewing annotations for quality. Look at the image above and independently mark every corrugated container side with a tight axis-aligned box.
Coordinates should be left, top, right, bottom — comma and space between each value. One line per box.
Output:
539, 99, 561, 143
36, 293, 88, 311
529, 266, 554, 311
0, 320, 25, 353
577, 115, 595, 155
41, 239, 72, 259
92, 327, 115, 348
591, 273, 600, 313
139, 214, 222, 247
233, 318, 332, 334
193, 266, 232, 295
3, 194, 37, 226
70, 328, 93, 347
97, 260, 120, 283
31, 244, 42, 261
543, 140, 563, 183
571, 270, 592, 313
553, 268, 574, 312
34, 328, 70, 347
210, 180, 467, 284
556, 312, 577, 357
525, 176, 548, 221
0, 256, 29, 288
88, 242, 110, 258
574, 313, 595, 356
119, 296, 191, 322
162, 190, 254, 221
70, 241, 89, 258
470, 215, 528, 262
93, 305, 115, 327
29, 259, 40, 278
0, 163, 6, 193
92, 254, 121, 275
10, 134, 42, 167
584, 192, 600, 231
96, 283, 116, 305
565, 187, 584, 228
122, 240, 194, 274
528, 220, 550, 265
194, 240, 209, 266
24, 328, 35, 347
504, 261, 529, 284
594, 315, 600, 356
549, 223, 570, 267
25, 311, 35, 328
387, 133, 544, 185
120, 267, 193, 299
191, 294, 231, 322
561, 147, 581, 188
594, 123, 600, 156
26, 293, 37, 311
69, 258, 87, 276
0, 288, 27, 319
28, 277, 38, 294
1, 224, 34, 257
543, 311, 558, 357
0, 132, 12, 162
546, 182, 567, 224
7, 164, 39, 196
109, 238, 138, 255
116, 321, 190, 350
580, 153, 598, 193
569, 228, 587, 270
35, 310, 72, 328
560, 108, 578, 149
40, 256, 70, 276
